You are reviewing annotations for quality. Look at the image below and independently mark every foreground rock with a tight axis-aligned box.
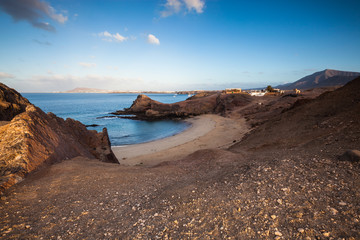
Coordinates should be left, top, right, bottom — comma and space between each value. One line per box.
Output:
112, 93, 252, 120
0, 83, 118, 194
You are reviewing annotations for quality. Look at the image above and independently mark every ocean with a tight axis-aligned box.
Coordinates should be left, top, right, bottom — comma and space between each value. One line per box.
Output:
22, 93, 191, 146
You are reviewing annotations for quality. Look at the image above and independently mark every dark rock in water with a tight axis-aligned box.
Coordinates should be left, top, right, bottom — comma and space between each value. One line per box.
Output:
101, 114, 136, 119
0, 82, 118, 194
97, 116, 118, 119
86, 124, 100, 127
339, 150, 360, 162
0, 83, 31, 121
111, 93, 252, 120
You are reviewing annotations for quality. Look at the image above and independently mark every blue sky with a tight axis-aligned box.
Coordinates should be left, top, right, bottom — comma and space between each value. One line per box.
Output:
0, 0, 359, 92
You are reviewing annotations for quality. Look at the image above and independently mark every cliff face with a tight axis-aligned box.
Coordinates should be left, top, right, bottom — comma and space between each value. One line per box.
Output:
0, 83, 118, 193
113, 93, 252, 119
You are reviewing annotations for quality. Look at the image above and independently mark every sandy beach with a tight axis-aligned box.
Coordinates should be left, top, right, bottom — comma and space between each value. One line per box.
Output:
112, 114, 249, 166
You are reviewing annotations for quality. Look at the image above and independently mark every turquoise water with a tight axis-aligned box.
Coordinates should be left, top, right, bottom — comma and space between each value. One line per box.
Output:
22, 93, 190, 146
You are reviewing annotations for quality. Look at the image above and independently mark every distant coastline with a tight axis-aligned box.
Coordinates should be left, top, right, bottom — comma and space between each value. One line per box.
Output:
56, 87, 221, 95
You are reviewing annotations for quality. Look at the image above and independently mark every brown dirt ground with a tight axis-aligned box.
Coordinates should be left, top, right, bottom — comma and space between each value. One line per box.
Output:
0, 81, 359, 239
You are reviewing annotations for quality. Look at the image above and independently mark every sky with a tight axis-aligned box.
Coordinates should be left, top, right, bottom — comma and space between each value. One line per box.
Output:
0, 0, 360, 92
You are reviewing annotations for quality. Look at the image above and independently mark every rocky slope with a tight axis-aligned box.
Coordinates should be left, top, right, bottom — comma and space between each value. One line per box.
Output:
0, 83, 118, 194
112, 93, 253, 119
277, 69, 360, 90
0, 83, 31, 121
232, 76, 360, 156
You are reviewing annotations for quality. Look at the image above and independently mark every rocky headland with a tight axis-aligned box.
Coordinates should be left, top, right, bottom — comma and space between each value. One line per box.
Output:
111, 92, 252, 120
0, 83, 118, 194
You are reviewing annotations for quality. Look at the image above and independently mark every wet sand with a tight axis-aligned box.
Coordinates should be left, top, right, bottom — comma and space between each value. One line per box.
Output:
112, 114, 249, 166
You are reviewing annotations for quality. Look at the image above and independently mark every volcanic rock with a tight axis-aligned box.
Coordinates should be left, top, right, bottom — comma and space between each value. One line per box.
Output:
112, 93, 252, 120
0, 83, 118, 194
0, 83, 31, 121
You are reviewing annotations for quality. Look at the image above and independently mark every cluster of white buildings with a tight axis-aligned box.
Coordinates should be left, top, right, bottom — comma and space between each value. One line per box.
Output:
225, 88, 285, 96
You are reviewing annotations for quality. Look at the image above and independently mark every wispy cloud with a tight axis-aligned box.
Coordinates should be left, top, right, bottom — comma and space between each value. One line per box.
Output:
147, 34, 160, 45
161, 0, 182, 17
0, 72, 14, 79
24, 74, 144, 92
98, 31, 127, 42
0, 0, 68, 32
161, 0, 205, 17
33, 39, 51, 46
107, 66, 119, 71
79, 62, 96, 68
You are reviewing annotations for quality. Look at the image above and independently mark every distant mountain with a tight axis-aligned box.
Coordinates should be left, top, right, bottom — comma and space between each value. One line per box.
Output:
276, 69, 360, 90
63, 87, 112, 93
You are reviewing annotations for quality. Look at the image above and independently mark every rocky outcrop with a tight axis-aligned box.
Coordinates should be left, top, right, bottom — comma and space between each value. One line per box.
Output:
0, 83, 31, 121
0, 83, 118, 194
112, 93, 252, 120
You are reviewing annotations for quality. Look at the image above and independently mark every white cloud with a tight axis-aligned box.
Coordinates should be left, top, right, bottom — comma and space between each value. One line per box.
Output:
147, 34, 160, 45
79, 62, 96, 68
102, 31, 112, 38
98, 31, 127, 42
160, 0, 205, 17
47, 6, 68, 23
161, 0, 182, 17
0, 72, 14, 79
113, 33, 126, 42
184, 0, 205, 13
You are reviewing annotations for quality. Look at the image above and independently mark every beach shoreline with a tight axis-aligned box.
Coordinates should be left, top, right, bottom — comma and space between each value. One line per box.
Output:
112, 114, 249, 166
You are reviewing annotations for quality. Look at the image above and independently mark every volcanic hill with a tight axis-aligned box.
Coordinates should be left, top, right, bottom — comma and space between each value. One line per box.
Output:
276, 69, 360, 90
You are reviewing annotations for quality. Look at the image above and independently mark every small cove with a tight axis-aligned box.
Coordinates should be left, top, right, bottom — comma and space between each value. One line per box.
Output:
23, 93, 191, 146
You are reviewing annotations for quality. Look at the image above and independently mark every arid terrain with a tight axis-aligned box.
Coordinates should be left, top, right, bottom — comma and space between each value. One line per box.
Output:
0, 78, 359, 239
